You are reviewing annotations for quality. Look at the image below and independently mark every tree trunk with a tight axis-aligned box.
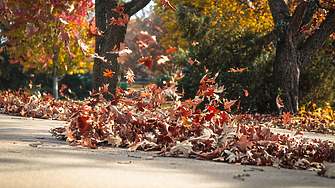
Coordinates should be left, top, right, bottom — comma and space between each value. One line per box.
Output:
272, 28, 300, 113
93, 0, 151, 101
53, 64, 59, 100
268, 0, 335, 113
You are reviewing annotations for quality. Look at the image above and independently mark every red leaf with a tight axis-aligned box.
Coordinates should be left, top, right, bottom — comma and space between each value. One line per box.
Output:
166, 46, 178, 54
86, 17, 103, 38
199, 83, 207, 91
111, 6, 125, 14
77, 116, 91, 134
244, 90, 249, 97
110, 15, 130, 26
59, 84, 67, 97
138, 56, 153, 69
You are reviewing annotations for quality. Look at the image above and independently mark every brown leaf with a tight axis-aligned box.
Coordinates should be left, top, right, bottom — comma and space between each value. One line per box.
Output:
24, 23, 39, 38
192, 146, 221, 160
138, 56, 153, 69
118, 161, 132, 164
276, 95, 284, 109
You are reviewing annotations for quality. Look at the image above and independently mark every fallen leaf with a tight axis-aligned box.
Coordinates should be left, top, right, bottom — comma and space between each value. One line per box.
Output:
107, 135, 122, 147
170, 140, 193, 157
145, 156, 154, 160
118, 161, 132, 164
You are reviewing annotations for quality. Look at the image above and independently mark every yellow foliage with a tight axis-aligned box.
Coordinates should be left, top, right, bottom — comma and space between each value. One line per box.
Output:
154, 0, 273, 49
3, 0, 94, 76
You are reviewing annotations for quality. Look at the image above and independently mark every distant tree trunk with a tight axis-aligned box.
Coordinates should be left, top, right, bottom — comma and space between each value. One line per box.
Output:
93, 0, 151, 100
53, 64, 59, 99
268, 0, 335, 113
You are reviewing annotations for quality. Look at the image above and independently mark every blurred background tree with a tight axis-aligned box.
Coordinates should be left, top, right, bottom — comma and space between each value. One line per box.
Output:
1, 0, 94, 99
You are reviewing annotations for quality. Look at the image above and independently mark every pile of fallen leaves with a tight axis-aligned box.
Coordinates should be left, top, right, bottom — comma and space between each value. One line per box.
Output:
0, 75, 335, 178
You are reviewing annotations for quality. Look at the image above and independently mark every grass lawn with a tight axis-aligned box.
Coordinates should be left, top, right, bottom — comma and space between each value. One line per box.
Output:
126, 81, 151, 91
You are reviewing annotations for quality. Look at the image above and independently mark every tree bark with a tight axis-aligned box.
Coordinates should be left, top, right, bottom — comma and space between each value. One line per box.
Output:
93, 0, 151, 100
268, 0, 335, 113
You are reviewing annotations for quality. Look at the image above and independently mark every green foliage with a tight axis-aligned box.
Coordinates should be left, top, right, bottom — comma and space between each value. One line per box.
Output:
0, 48, 30, 90
299, 39, 335, 108
120, 82, 128, 91
173, 5, 278, 113
58, 73, 92, 100
153, 74, 172, 88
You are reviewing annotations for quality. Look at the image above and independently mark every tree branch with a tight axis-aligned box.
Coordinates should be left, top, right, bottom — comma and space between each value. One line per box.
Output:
297, 1, 317, 46
315, 0, 335, 11
124, 0, 152, 17
288, 0, 309, 37
299, 10, 335, 71
268, 0, 291, 24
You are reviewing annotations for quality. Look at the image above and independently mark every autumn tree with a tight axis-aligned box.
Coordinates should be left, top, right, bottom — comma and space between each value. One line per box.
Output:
266, 0, 335, 113
1, 0, 94, 99
172, 2, 277, 112
93, 0, 152, 100
153, 0, 209, 48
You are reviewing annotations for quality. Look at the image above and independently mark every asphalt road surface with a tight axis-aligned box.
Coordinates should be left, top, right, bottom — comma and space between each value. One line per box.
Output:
0, 114, 334, 188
